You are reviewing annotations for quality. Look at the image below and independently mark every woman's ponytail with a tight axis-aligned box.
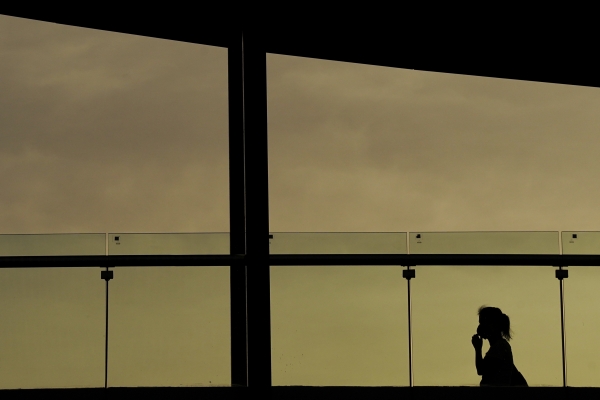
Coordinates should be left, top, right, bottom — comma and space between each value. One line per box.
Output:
500, 313, 512, 341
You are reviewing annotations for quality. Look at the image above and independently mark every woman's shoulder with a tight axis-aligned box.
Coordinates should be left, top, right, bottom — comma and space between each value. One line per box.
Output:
491, 338, 511, 348
486, 339, 513, 360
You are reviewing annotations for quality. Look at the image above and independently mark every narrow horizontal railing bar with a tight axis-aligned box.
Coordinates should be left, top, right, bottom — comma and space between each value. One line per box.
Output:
270, 254, 600, 266
3, 254, 600, 268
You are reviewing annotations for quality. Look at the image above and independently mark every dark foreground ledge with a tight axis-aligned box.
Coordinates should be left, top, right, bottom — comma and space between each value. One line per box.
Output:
0, 386, 597, 400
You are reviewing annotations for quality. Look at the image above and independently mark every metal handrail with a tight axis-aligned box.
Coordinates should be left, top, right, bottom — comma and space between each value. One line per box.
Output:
1, 253, 600, 268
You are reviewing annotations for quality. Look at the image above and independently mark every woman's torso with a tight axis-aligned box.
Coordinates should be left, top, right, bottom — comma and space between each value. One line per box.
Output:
480, 339, 514, 386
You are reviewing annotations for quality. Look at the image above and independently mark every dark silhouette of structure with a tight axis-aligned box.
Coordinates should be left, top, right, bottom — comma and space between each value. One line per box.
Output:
473, 306, 527, 387
0, 7, 599, 399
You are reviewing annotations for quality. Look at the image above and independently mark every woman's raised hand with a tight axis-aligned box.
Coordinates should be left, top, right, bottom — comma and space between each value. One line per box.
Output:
471, 334, 483, 350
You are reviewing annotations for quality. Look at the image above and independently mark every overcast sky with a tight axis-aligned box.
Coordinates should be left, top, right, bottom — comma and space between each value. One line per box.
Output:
267, 53, 600, 232
2, 14, 600, 389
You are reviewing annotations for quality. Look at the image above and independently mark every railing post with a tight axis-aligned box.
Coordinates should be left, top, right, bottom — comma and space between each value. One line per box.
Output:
403, 266, 415, 387
556, 266, 568, 387
100, 267, 114, 389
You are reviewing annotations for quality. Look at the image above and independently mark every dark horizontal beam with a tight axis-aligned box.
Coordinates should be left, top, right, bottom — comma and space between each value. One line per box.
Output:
0, 8, 230, 47
268, 254, 599, 266
1, 254, 600, 268
1, 9, 599, 89
0, 385, 591, 398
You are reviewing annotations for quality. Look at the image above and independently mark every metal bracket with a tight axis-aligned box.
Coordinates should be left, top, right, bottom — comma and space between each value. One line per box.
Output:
101, 270, 114, 281
555, 267, 568, 280
403, 266, 415, 280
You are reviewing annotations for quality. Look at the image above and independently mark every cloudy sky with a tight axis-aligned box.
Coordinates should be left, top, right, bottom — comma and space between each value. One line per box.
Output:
1, 14, 600, 389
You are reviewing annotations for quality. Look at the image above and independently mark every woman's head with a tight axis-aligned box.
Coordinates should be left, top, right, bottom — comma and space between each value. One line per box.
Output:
477, 306, 512, 341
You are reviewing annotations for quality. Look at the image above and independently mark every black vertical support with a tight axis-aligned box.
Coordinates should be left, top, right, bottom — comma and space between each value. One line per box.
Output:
403, 266, 415, 387
560, 276, 567, 387
105, 273, 109, 389
556, 266, 568, 387
407, 276, 413, 387
100, 267, 114, 389
242, 25, 272, 387
229, 29, 248, 387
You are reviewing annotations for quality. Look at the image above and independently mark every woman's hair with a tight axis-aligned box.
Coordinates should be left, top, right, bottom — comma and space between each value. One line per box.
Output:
478, 306, 512, 341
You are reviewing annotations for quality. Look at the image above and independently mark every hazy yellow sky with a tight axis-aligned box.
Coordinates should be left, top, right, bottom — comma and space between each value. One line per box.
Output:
1, 14, 600, 389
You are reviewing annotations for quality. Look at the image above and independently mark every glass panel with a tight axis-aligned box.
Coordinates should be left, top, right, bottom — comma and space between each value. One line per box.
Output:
409, 232, 559, 254
108, 266, 230, 387
0, 233, 106, 256
269, 232, 407, 254
561, 231, 600, 254
107, 233, 229, 255
268, 53, 600, 234
0, 267, 104, 389
412, 266, 562, 386
564, 266, 600, 386
0, 15, 228, 235
271, 266, 408, 386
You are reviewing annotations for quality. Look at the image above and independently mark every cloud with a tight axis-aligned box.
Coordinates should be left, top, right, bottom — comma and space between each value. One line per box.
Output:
0, 15, 229, 233
266, 53, 600, 232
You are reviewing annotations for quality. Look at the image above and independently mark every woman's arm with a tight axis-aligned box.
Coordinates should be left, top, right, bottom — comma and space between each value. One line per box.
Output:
472, 335, 485, 375
475, 348, 484, 376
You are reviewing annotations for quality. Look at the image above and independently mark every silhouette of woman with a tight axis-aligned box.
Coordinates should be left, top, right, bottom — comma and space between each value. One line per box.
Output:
472, 306, 528, 386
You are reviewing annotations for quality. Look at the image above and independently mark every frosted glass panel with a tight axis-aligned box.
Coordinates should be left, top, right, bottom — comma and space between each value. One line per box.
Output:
412, 266, 562, 386
409, 232, 559, 254
107, 233, 229, 255
271, 266, 408, 386
0, 268, 104, 389
564, 266, 600, 386
0, 234, 106, 256
270, 232, 407, 254
561, 231, 600, 254
109, 267, 230, 387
